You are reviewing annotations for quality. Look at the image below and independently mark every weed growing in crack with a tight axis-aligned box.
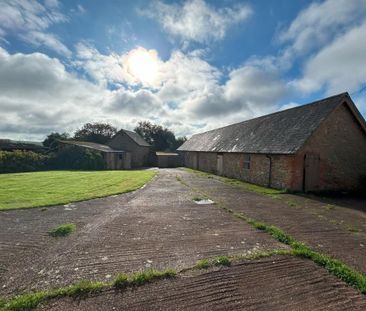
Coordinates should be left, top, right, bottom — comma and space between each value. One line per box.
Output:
1, 268, 177, 311
112, 273, 129, 289
49, 223, 76, 237
128, 269, 176, 286
195, 256, 231, 269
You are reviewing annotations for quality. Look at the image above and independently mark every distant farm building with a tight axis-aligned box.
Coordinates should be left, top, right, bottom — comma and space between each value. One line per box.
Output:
59, 140, 130, 170
60, 129, 151, 169
107, 130, 151, 167
178, 93, 366, 192
155, 152, 183, 168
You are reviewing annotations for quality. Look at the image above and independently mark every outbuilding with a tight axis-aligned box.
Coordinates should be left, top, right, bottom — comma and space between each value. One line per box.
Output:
59, 140, 131, 170
107, 129, 151, 167
58, 129, 152, 169
155, 152, 183, 168
178, 93, 366, 192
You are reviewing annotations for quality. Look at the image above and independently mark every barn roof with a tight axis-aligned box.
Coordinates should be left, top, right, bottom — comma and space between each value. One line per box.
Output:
122, 130, 150, 147
60, 140, 124, 153
178, 92, 354, 155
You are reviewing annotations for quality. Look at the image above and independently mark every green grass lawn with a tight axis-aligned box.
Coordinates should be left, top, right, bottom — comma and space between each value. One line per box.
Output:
0, 170, 156, 210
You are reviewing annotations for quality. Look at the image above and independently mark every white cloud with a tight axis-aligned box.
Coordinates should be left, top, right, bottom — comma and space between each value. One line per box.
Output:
0, 46, 288, 140
77, 4, 86, 14
75, 42, 126, 87
293, 21, 366, 94
278, 0, 366, 55
0, 0, 71, 56
0, 47, 104, 138
140, 0, 252, 44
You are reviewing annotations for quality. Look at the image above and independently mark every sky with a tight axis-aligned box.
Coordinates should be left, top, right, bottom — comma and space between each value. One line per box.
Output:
1, 0, 366, 141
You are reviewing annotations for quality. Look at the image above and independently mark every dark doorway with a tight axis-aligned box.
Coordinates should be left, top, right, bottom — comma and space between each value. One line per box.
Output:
192, 152, 198, 170
303, 153, 320, 192
217, 153, 223, 175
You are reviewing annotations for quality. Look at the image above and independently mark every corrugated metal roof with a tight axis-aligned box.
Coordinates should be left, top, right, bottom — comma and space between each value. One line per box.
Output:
60, 140, 124, 153
123, 130, 150, 147
178, 93, 350, 154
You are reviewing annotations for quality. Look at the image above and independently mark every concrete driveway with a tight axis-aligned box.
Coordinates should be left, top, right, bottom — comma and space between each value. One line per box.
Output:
0, 168, 365, 310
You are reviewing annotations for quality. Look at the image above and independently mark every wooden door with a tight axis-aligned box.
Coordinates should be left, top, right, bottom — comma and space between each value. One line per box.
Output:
304, 153, 320, 192
217, 154, 223, 175
123, 152, 131, 169
192, 152, 198, 169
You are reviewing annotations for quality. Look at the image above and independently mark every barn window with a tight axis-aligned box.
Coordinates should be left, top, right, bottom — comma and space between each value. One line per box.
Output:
243, 154, 251, 169
118, 153, 123, 160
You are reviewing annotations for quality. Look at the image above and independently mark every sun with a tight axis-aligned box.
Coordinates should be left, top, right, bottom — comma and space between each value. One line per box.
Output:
125, 47, 159, 86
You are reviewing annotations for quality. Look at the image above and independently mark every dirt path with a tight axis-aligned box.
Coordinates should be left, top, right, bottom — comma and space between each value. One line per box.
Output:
0, 169, 283, 297
37, 256, 366, 311
178, 169, 366, 274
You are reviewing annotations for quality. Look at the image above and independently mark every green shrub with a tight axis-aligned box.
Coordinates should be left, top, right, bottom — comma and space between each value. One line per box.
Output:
47, 146, 105, 170
0, 150, 49, 173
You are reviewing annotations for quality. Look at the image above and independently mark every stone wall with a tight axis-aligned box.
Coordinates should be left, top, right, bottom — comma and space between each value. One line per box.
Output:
107, 132, 150, 167
103, 152, 127, 170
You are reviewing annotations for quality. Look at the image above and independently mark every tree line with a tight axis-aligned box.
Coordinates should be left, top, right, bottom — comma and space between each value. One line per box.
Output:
44, 121, 187, 151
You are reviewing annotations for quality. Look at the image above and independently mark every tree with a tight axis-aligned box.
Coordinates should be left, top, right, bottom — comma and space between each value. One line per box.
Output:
48, 145, 105, 170
74, 122, 117, 144
134, 121, 186, 151
43, 132, 69, 149
173, 136, 187, 150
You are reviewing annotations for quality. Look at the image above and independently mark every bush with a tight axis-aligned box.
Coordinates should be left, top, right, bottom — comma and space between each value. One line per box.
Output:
48, 146, 106, 170
0, 146, 105, 173
0, 150, 49, 173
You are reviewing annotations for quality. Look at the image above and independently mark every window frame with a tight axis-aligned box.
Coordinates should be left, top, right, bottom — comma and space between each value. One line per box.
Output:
243, 154, 251, 170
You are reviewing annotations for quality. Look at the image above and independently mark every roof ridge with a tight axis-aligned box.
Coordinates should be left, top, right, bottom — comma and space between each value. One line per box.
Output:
191, 92, 348, 138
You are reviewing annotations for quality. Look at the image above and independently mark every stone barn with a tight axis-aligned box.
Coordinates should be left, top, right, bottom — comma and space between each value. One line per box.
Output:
178, 93, 366, 192
58, 129, 151, 169
107, 129, 151, 168
59, 140, 131, 170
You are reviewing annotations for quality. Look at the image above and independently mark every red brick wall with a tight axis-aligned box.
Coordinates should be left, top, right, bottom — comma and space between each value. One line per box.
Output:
182, 102, 366, 191
182, 151, 296, 190
295, 102, 366, 191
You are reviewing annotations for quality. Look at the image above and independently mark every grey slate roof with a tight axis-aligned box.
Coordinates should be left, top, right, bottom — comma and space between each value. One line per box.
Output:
178, 93, 350, 155
60, 140, 124, 153
123, 130, 150, 147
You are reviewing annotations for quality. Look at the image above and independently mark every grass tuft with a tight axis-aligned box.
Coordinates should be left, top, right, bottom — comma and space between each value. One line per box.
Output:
1, 281, 106, 311
128, 269, 176, 286
178, 171, 366, 295
49, 223, 76, 237
195, 256, 231, 269
212, 256, 231, 266
0, 298, 7, 308
60, 280, 105, 296
195, 259, 210, 269
1, 268, 177, 311
292, 248, 366, 294
207, 199, 366, 295
112, 273, 129, 289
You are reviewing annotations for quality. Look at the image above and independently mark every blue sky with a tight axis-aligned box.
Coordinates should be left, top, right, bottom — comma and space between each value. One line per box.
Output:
1, 0, 366, 140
